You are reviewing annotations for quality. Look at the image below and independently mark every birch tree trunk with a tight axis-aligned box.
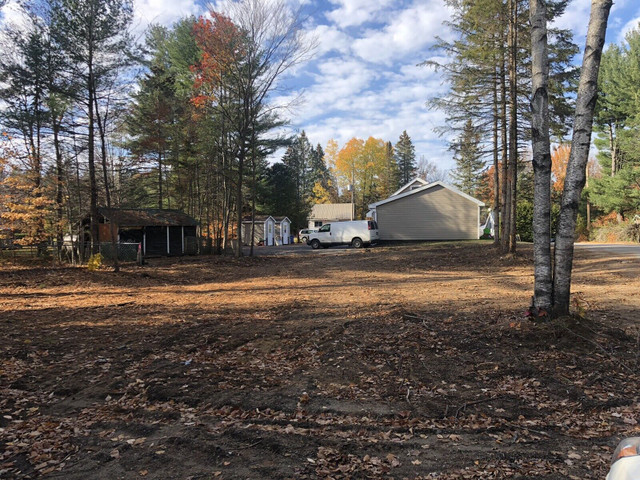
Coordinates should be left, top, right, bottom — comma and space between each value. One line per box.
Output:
530, 0, 553, 312
552, 0, 613, 316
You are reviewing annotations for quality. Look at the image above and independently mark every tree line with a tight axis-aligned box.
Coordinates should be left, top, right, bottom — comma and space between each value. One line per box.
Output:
0, 0, 452, 259
261, 130, 444, 231
0, 0, 314, 259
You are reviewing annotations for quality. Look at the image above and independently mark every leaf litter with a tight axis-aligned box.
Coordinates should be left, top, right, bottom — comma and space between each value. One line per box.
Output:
0, 243, 638, 478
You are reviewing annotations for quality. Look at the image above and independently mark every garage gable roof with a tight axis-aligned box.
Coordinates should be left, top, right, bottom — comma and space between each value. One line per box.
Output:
391, 177, 429, 197
368, 182, 485, 208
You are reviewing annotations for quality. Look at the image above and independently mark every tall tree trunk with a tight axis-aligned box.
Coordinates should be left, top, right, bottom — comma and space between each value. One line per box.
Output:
507, 0, 518, 254
552, 0, 613, 316
500, 46, 510, 251
235, 148, 245, 258
492, 64, 501, 245
94, 93, 119, 271
88, 62, 99, 255
530, 0, 553, 312
52, 119, 64, 262
158, 151, 163, 209
249, 148, 256, 257
608, 122, 616, 176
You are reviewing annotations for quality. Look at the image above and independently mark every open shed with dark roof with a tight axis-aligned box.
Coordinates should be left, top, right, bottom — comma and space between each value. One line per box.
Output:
85, 208, 199, 256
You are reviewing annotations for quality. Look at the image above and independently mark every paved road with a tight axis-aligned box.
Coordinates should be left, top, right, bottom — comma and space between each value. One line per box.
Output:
574, 242, 640, 258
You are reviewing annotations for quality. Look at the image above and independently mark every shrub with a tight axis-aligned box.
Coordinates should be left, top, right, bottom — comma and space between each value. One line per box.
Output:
516, 201, 560, 242
592, 222, 632, 243
87, 253, 103, 271
626, 223, 640, 243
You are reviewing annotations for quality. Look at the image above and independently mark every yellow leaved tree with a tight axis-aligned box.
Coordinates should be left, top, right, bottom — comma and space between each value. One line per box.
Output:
334, 137, 386, 218
0, 136, 54, 252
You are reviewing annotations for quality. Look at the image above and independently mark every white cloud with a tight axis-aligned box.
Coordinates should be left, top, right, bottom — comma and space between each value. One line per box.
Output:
618, 15, 640, 43
550, 0, 592, 35
311, 24, 352, 55
351, 0, 452, 65
0, 1, 30, 31
325, 0, 395, 29
133, 0, 203, 31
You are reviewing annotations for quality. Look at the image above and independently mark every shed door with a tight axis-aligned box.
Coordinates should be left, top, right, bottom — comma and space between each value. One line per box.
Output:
169, 226, 183, 255
267, 221, 274, 246
145, 226, 166, 256
184, 226, 197, 254
282, 222, 289, 244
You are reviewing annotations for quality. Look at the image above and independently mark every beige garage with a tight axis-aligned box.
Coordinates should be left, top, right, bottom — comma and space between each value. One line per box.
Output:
368, 181, 484, 241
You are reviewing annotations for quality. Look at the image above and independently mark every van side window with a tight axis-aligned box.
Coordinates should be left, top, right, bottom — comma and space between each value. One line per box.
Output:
319, 224, 330, 232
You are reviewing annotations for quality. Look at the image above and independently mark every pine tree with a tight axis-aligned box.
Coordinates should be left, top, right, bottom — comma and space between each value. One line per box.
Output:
394, 131, 416, 185
378, 141, 401, 198
595, 28, 640, 176
449, 120, 486, 196
51, 0, 137, 254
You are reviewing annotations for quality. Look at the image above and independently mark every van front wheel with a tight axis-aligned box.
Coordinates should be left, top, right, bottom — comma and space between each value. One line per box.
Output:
310, 239, 321, 249
351, 237, 363, 248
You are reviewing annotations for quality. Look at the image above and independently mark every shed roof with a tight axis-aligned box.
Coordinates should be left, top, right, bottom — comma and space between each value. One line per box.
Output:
310, 203, 352, 221
368, 182, 485, 209
97, 208, 198, 227
242, 215, 275, 223
273, 216, 291, 223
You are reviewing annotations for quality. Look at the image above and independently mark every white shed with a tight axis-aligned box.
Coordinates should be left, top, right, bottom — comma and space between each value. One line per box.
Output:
241, 215, 276, 246
274, 216, 292, 245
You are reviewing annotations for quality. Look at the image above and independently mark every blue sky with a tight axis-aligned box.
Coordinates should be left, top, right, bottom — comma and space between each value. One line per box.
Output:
2, 0, 640, 171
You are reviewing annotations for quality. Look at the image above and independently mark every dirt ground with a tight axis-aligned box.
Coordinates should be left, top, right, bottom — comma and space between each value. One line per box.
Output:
1, 242, 640, 479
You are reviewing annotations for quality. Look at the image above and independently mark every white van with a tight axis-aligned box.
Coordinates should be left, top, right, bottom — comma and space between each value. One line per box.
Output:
307, 220, 379, 249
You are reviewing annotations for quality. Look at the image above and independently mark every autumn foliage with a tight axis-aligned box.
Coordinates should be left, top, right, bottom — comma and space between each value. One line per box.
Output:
551, 144, 570, 193
0, 137, 54, 246
191, 13, 244, 108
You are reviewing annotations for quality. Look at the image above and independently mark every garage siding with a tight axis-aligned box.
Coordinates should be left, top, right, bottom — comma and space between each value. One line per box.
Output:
377, 185, 479, 241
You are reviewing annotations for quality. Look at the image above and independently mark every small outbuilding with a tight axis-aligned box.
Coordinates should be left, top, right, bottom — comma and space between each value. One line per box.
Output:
368, 181, 484, 241
86, 208, 199, 256
273, 216, 292, 245
242, 215, 276, 246
308, 203, 353, 229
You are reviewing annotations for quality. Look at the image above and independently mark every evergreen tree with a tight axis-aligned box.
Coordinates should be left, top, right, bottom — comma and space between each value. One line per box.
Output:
594, 27, 640, 176
308, 143, 327, 194
282, 131, 313, 203
378, 141, 401, 198
588, 166, 640, 219
394, 130, 416, 185
449, 119, 486, 196
50, 0, 137, 253
264, 163, 302, 229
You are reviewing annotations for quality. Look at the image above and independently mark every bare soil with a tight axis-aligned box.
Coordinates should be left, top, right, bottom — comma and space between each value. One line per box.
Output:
1, 242, 639, 479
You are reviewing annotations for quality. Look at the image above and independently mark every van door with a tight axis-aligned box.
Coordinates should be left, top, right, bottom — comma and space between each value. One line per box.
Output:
316, 223, 332, 245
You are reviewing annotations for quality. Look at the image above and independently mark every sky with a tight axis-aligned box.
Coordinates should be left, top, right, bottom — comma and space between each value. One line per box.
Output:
2, 0, 640, 171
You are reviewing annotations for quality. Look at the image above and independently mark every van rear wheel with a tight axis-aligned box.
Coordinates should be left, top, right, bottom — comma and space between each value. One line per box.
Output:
352, 237, 363, 248
310, 239, 320, 249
